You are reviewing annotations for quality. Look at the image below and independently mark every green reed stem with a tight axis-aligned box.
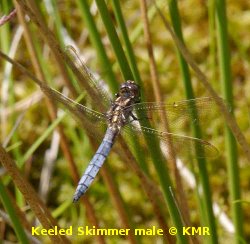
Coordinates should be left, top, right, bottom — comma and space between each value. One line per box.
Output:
208, 0, 217, 87
95, 0, 133, 81
167, 0, 218, 243
215, 1, 243, 242
110, 0, 143, 87
77, 0, 119, 93
0, 180, 29, 243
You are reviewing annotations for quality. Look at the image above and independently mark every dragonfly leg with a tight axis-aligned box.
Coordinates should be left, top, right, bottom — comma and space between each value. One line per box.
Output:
130, 113, 138, 121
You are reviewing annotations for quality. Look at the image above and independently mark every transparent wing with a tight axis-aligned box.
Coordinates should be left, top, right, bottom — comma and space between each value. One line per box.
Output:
64, 45, 111, 110
124, 122, 219, 158
39, 81, 107, 130
127, 97, 224, 132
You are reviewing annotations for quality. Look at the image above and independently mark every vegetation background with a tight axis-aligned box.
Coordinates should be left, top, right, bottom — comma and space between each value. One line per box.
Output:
0, 0, 250, 243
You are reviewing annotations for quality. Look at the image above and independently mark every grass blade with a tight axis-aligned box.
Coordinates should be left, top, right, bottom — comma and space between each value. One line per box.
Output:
215, 0, 243, 242
166, 0, 218, 242
0, 180, 29, 243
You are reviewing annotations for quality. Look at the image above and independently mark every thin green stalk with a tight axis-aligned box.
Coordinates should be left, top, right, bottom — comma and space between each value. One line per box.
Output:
130, 0, 165, 44
0, 1, 11, 51
0, 180, 29, 243
19, 111, 66, 165
50, 0, 64, 47
110, 0, 143, 87
77, 0, 119, 93
95, 0, 133, 81
215, 1, 243, 243
167, 0, 218, 243
95, 1, 187, 243
208, 0, 217, 86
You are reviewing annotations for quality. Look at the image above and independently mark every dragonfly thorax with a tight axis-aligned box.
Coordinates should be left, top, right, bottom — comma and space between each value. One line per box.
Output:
119, 80, 140, 103
106, 80, 140, 131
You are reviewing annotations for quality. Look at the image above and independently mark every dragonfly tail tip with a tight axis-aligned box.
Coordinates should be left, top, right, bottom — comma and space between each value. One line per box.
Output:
73, 196, 79, 203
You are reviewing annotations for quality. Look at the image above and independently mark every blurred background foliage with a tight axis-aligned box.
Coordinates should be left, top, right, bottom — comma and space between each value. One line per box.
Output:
0, 0, 250, 243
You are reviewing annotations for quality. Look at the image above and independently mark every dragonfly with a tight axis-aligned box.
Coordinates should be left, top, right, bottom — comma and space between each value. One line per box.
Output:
22, 46, 220, 202
62, 46, 220, 202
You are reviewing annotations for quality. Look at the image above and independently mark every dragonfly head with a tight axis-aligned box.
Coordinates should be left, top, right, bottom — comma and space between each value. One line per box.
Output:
119, 80, 140, 103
